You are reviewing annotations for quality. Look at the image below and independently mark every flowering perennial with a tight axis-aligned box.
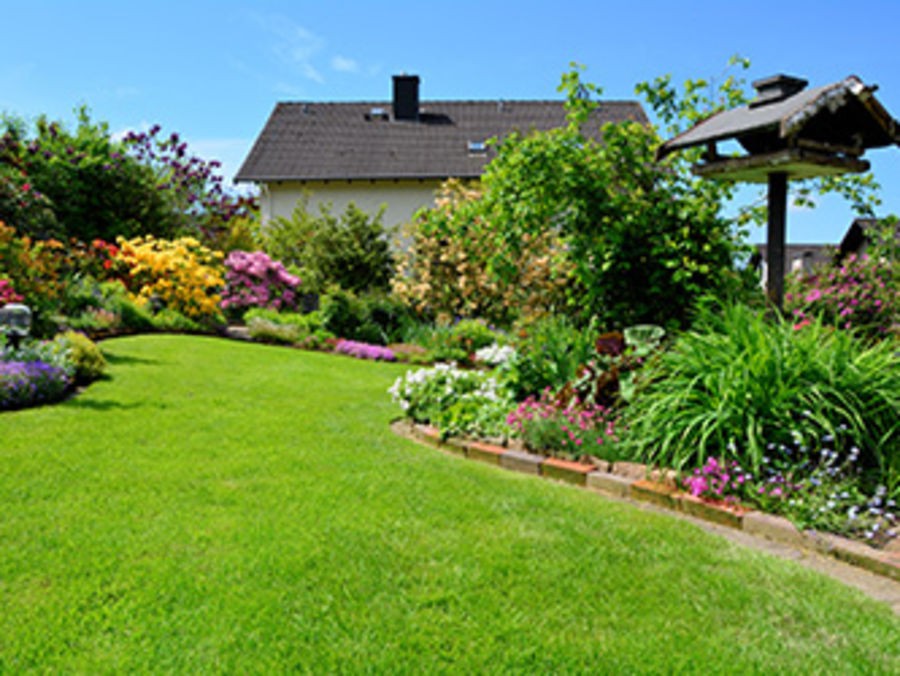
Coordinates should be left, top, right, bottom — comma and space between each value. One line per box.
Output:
0, 278, 22, 305
220, 250, 301, 314
0, 360, 71, 410
787, 253, 896, 338
506, 388, 621, 461
474, 343, 517, 367
334, 339, 395, 361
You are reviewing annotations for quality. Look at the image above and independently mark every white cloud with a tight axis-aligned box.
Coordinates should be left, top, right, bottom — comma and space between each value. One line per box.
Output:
331, 55, 359, 73
250, 12, 327, 85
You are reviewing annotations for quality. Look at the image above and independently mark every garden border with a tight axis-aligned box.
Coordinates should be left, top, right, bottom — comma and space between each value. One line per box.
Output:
392, 420, 900, 590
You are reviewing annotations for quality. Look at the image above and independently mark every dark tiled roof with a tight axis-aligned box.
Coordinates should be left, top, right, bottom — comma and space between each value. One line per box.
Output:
659, 75, 900, 158
235, 100, 648, 182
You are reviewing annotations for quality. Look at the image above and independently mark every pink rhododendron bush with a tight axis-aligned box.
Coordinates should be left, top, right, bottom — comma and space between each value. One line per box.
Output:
220, 250, 301, 316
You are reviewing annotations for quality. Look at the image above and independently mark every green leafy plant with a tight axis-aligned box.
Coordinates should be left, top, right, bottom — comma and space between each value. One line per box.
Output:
506, 315, 598, 399
261, 196, 394, 296
625, 304, 899, 488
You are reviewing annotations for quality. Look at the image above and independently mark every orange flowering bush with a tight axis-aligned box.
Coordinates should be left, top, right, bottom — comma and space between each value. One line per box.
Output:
115, 235, 224, 321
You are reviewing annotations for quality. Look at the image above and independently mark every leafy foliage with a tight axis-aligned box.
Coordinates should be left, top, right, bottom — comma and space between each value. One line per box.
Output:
625, 304, 899, 490
505, 315, 598, 400
260, 196, 393, 295
0, 109, 172, 241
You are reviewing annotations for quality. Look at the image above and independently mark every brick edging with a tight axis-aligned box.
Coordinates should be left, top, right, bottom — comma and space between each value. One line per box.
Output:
392, 420, 900, 584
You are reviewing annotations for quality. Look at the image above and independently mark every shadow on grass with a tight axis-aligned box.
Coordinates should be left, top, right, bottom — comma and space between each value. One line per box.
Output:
104, 353, 162, 366
63, 398, 155, 412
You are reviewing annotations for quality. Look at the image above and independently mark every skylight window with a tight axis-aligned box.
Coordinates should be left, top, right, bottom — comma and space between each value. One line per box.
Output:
468, 140, 487, 154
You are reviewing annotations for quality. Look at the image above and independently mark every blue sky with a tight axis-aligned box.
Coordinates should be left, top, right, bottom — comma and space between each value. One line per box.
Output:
1, 0, 898, 244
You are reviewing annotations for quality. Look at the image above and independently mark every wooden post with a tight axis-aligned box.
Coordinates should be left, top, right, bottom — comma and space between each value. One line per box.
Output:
766, 172, 788, 311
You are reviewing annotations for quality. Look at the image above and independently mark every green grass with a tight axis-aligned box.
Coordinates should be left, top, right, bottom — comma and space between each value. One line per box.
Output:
1, 335, 898, 673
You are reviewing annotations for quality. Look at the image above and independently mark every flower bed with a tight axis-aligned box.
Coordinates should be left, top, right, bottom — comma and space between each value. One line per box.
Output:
0, 360, 71, 410
334, 339, 395, 362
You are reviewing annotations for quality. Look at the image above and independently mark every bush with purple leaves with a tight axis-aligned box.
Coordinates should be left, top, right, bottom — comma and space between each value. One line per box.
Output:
220, 250, 301, 315
0, 360, 72, 410
334, 339, 395, 362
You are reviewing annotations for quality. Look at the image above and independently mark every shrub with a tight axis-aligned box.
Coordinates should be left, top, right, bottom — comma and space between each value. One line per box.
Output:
260, 196, 393, 295
319, 288, 410, 345
392, 179, 574, 327
116, 235, 224, 322
247, 318, 300, 344
150, 309, 203, 333
474, 343, 517, 367
506, 388, 623, 462
786, 252, 897, 341
0, 360, 71, 410
220, 250, 301, 317
121, 124, 258, 244
244, 309, 333, 346
57, 331, 106, 384
625, 304, 899, 488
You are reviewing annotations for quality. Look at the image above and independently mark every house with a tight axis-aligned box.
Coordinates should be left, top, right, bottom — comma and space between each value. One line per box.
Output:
752, 242, 835, 280
235, 75, 648, 230
838, 217, 899, 259
752, 216, 898, 283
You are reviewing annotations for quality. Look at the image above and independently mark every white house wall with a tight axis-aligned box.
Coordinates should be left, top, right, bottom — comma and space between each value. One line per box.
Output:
261, 179, 444, 238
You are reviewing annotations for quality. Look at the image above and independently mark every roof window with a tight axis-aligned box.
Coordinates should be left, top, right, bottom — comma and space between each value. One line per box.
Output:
468, 140, 488, 154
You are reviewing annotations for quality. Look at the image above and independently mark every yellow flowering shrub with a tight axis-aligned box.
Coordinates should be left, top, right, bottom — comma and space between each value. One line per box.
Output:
115, 235, 224, 321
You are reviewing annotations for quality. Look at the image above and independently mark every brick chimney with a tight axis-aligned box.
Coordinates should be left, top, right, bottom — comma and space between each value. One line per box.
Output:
392, 74, 420, 121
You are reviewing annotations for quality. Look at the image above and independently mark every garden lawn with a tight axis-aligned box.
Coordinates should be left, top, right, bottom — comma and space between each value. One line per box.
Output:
1, 335, 897, 673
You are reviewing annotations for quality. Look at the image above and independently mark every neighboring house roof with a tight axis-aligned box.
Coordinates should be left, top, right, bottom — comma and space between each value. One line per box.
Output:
838, 216, 899, 258
235, 98, 648, 183
752, 243, 835, 272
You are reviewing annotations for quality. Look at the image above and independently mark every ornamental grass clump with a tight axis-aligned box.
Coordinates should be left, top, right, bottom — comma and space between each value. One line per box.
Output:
626, 303, 899, 486
0, 360, 71, 410
506, 387, 623, 462
220, 250, 301, 316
